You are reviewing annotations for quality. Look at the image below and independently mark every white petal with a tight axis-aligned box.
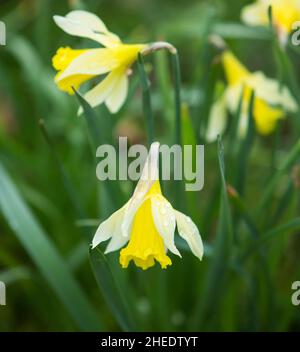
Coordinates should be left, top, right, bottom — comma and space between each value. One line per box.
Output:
121, 142, 160, 238
206, 94, 227, 142
53, 11, 120, 47
241, 1, 268, 27
56, 48, 118, 81
66, 10, 110, 33
105, 232, 129, 254
175, 210, 203, 260
151, 195, 181, 257
105, 73, 128, 113
247, 71, 297, 112
92, 204, 126, 249
78, 69, 121, 113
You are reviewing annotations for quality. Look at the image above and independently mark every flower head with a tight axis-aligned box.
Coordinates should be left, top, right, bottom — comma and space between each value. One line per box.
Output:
241, 0, 300, 45
92, 142, 204, 270
52, 10, 147, 113
206, 50, 297, 141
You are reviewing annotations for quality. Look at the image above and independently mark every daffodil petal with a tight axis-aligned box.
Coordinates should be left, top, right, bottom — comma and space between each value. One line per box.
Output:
53, 11, 120, 47
206, 94, 227, 142
92, 204, 127, 249
175, 210, 203, 260
105, 203, 130, 253
241, 1, 268, 27
151, 195, 181, 257
65, 10, 110, 33
247, 72, 297, 112
56, 48, 118, 81
121, 142, 160, 238
105, 72, 128, 113
79, 69, 121, 112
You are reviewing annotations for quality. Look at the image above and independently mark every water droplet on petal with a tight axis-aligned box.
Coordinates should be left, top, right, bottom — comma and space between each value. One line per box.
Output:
163, 221, 169, 227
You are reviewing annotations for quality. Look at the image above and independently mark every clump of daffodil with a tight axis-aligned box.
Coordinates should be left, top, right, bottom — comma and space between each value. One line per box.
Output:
241, 0, 300, 45
206, 50, 297, 141
52, 10, 154, 113
92, 142, 203, 270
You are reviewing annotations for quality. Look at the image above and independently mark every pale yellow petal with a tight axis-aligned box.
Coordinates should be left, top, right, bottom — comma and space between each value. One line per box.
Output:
56, 48, 118, 81
175, 210, 203, 260
151, 195, 181, 257
105, 72, 128, 113
92, 204, 127, 249
80, 69, 121, 110
53, 11, 121, 47
241, 1, 269, 26
121, 142, 160, 238
247, 71, 297, 112
206, 94, 228, 142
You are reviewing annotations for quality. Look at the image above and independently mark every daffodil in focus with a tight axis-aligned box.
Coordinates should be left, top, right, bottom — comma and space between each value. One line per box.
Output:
52, 10, 147, 113
206, 50, 297, 141
92, 142, 203, 270
241, 0, 300, 45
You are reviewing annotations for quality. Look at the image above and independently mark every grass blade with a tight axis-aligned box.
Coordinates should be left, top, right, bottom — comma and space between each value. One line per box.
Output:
89, 248, 136, 332
0, 163, 101, 331
191, 136, 233, 329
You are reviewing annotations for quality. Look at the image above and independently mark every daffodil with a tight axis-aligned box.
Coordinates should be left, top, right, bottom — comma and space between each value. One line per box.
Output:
241, 0, 300, 45
52, 10, 147, 113
206, 50, 297, 141
92, 142, 204, 270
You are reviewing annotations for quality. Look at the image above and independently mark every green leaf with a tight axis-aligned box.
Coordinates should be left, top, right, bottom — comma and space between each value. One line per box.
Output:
235, 90, 255, 195
0, 163, 101, 331
190, 136, 233, 329
256, 138, 300, 216
241, 218, 300, 261
90, 248, 136, 332
74, 88, 125, 211
213, 23, 271, 40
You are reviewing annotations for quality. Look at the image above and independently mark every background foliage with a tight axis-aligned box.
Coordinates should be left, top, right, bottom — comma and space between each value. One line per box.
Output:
0, 0, 300, 331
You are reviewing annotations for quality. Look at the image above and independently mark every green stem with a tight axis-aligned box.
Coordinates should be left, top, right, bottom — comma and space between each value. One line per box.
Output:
171, 52, 182, 146
137, 53, 154, 146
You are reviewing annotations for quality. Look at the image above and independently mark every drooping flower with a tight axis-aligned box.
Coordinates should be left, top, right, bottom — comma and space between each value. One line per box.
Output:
52, 10, 147, 113
206, 50, 297, 141
92, 142, 204, 270
241, 0, 300, 45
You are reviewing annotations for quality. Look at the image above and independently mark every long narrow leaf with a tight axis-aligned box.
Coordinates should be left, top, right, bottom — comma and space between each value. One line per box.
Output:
0, 163, 101, 331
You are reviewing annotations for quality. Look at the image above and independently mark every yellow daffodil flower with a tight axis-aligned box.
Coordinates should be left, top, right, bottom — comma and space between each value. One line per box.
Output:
241, 0, 300, 45
206, 50, 297, 141
52, 10, 147, 113
92, 142, 204, 270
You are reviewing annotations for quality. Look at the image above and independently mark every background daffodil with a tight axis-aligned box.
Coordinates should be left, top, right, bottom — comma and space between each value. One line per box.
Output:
241, 0, 300, 45
206, 50, 297, 141
52, 10, 147, 113
92, 142, 204, 270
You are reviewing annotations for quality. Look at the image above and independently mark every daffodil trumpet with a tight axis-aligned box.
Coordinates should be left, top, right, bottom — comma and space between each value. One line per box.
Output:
52, 11, 177, 114
206, 50, 297, 141
92, 142, 204, 270
241, 0, 300, 46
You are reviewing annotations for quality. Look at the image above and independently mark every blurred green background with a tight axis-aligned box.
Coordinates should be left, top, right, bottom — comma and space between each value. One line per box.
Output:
1, 0, 300, 332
